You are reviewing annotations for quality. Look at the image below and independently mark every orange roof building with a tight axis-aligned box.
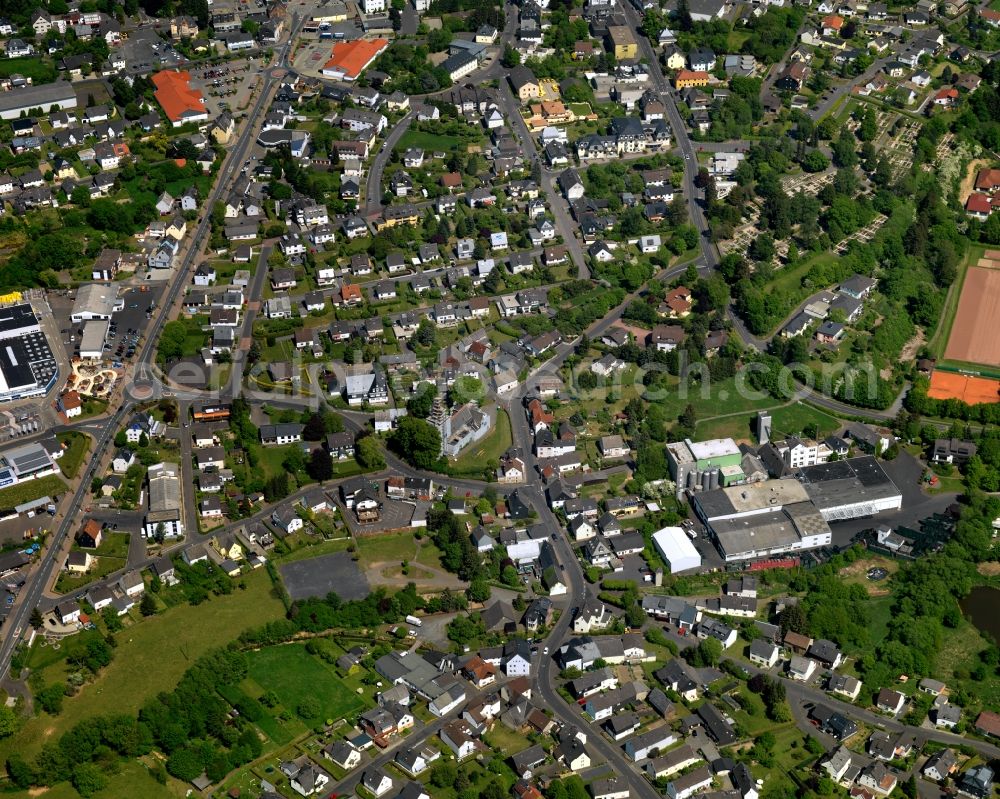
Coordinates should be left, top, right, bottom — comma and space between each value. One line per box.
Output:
822, 14, 844, 30
340, 283, 363, 304
151, 70, 208, 127
675, 69, 709, 89
321, 38, 389, 81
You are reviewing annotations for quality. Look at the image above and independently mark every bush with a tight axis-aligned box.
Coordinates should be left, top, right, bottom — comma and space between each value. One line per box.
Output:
297, 697, 321, 720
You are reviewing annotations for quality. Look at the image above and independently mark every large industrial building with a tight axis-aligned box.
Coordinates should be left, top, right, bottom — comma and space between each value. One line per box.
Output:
0, 438, 62, 489
796, 458, 904, 521
667, 438, 744, 493
651, 526, 702, 573
144, 462, 184, 539
70, 284, 121, 322
691, 457, 901, 563
0, 81, 78, 120
0, 304, 58, 402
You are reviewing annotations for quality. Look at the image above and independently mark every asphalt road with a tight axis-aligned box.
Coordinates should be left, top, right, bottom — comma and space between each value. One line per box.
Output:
496, 81, 591, 279
364, 110, 415, 216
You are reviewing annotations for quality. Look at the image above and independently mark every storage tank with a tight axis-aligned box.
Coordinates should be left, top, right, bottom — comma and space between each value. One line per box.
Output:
687, 470, 698, 491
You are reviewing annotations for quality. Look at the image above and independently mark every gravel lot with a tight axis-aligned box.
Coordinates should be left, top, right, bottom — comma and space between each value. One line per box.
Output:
279, 550, 370, 601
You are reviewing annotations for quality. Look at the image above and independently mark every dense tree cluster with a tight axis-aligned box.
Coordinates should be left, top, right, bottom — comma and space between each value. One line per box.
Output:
388, 416, 444, 472
552, 281, 626, 336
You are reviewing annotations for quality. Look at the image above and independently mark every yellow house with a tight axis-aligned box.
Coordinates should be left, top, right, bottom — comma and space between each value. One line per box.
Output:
607, 26, 637, 60
165, 216, 187, 239
510, 65, 541, 101
66, 551, 93, 574
211, 533, 244, 562
210, 113, 235, 144
376, 206, 420, 230
54, 160, 77, 180
665, 47, 686, 70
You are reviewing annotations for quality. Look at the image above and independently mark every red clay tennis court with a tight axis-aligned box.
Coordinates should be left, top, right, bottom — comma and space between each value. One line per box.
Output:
928, 371, 1000, 404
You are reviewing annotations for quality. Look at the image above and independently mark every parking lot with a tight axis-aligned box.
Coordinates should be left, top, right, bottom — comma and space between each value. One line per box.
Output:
120, 27, 184, 73
279, 550, 370, 601
828, 452, 958, 547
339, 498, 417, 535
48, 285, 165, 366
188, 57, 263, 118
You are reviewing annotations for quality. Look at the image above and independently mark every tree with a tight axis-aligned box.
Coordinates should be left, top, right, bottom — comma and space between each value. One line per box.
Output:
685, 636, 723, 667
624, 600, 646, 629
407, 383, 436, 418
501, 44, 520, 67
431, 761, 458, 788
467, 575, 490, 602
140, 593, 157, 617
388, 417, 442, 471
0, 705, 18, 739
303, 412, 327, 441
501, 565, 520, 587
282, 445, 306, 475
36, 683, 66, 715
6, 754, 34, 788
779, 602, 808, 635
71, 763, 108, 798
297, 696, 321, 720
114, 430, 127, 448
414, 318, 437, 348
166, 748, 204, 781
356, 436, 385, 470
29, 607, 43, 629
308, 448, 334, 481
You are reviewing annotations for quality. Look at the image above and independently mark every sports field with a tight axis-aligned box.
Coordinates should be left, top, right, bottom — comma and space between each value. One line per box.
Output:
928, 371, 1000, 404
944, 260, 1000, 368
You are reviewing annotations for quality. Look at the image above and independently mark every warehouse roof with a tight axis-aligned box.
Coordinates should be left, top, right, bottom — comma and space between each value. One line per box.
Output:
797, 456, 900, 511
694, 479, 810, 520
0, 81, 76, 115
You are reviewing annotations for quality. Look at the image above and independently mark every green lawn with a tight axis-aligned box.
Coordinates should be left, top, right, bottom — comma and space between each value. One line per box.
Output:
356, 530, 446, 570
866, 595, 894, 650
0, 570, 287, 763
80, 396, 109, 419
244, 644, 367, 723
770, 403, 841, 438
397, 129, 464, 153
0, 474, 68, 509
0, 56, 56, 82
691, 392, 843, 442
57, 431, 91, 479
448, 407, 512, 477
654, 375, 781, 422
